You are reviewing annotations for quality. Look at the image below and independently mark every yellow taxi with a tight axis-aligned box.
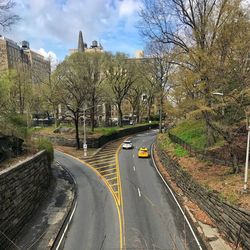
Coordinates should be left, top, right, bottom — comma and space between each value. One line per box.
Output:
138, 147, 150, 158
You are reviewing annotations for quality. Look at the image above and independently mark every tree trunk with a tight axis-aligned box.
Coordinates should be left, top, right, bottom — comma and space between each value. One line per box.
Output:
159, 95, 163, 133
147, 97, 153, 122
136, 104, 140, 123
91, 106, 95, 132
118, 103, 123, 127
206, 123, 216, 147
229, 143, 239, 173
74, 114, 80, 149
54, 106, 59, 128
203, 78, 216, 147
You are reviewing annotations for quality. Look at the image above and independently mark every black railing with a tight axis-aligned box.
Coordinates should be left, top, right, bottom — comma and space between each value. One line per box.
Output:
168, 132, 239, 167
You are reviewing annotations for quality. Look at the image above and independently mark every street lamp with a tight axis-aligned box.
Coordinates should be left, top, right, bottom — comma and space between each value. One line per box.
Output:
82, 104, 102, 157
243, 116, 250, 193
212, 92, 225, 116
212, 92, 249, 193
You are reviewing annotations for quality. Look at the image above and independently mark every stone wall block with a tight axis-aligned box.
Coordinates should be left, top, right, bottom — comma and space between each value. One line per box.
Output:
0, 150, 51, 248
156, 143, 250, 250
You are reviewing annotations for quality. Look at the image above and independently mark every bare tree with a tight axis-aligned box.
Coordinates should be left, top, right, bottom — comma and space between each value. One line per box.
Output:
126, 80, 144, 123
144, 42, 173, 132
84, 52, 106, 132
105, 53, 137, 127
54, 53, 90, 149
0, 0, 20, 30
139, 0, 246, 144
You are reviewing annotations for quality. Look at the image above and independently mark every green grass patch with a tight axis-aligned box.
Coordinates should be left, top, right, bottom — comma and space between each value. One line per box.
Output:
157, 133, 188, 157
174, 144, 188, 157
170, 119, 206, 150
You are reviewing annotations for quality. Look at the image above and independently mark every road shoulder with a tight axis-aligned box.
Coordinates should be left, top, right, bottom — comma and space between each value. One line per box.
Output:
152, 144, 234, 250
15, 162, 75, 250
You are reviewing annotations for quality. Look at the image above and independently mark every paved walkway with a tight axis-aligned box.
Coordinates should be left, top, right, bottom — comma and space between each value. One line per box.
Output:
14, 163, 75, 250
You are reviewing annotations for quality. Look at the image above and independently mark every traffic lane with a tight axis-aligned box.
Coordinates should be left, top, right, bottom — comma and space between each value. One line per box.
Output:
120, 132, 200, 250
55, 151, 120, 250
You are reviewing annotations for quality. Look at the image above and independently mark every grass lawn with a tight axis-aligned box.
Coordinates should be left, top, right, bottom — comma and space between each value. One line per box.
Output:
157, 133, 188, 157
170, 119, 207, 150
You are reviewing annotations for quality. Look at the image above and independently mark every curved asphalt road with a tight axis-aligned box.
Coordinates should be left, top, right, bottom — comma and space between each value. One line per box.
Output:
119, 131, 202, 250
55, 151, 120, 250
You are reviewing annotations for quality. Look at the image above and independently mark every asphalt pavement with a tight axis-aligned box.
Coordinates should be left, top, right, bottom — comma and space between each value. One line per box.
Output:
119, 130, 202, 250
55, 151, 120, 250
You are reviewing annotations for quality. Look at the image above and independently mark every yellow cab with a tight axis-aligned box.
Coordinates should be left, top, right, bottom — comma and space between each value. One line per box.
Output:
138, 147, 150, 158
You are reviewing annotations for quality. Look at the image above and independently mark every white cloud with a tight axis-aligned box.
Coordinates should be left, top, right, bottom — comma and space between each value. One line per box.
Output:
119, 0, 141, 17
11, 0, 119, 43
3, 0, 144, 59
37, 48, 59, 70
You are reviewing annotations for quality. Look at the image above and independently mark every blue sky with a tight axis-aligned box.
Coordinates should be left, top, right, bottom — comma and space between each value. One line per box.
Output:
2, 0, 144, 67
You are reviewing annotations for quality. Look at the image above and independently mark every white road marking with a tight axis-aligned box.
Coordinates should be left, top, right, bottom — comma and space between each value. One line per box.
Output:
133, 166, 136, 171
151, 145, 203, 250
132, 154, 134, 158
137, 188, 141, 197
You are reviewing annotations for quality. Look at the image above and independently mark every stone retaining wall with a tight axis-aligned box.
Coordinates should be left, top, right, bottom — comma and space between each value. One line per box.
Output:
155, 143, 250, 250
47, 124, 158, 148
0, 151, 51, 248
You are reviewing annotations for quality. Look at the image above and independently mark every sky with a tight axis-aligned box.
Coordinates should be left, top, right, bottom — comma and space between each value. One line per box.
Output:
2, 0, 144, 67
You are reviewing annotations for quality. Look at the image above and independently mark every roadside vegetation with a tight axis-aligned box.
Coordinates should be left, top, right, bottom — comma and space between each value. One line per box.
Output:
157, 133, 250, 209
32, 122, 157, 138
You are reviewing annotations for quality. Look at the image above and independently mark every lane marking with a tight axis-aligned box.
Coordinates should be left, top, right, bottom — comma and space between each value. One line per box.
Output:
151, 145, 203, 250
137, 188, 141, 197
116, 143, 126, 250
93, 155, 115, 160
102, 172, 117, 177
133, 166, 136, 171
96, 162, 116, 167
93, 152, 116, 156
108, 176, 118, 181
100, 168, 116, 174
95, 164, 115, 170
55, 200, 78, 250
87, 159, 116, 164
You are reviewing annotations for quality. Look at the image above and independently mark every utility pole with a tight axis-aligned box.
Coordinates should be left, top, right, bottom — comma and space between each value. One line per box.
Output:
83, 108, 87, 157
243, 115, 250, 193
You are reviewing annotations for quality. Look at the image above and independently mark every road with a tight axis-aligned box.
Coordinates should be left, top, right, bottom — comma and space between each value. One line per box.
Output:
55, 151, 120, 250
119, 130, 202, 250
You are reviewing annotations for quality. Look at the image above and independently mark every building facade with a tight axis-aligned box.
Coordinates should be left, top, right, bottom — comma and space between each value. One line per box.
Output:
69, 31, 104, 55
0, 36, 50, 84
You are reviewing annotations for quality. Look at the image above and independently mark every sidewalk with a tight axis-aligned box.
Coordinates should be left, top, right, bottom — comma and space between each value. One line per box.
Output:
14, 162, 75, 250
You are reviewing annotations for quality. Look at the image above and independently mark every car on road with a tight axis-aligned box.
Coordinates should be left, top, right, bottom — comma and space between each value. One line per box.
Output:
138, 147, 150, 158
122, 140, 133, 149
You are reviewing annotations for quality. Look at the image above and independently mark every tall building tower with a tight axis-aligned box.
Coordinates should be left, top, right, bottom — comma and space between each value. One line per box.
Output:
78, 30, 85, 52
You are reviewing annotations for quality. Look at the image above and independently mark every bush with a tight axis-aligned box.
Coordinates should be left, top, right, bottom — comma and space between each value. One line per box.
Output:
37, 138, 54, 164
1, 114, 28, 140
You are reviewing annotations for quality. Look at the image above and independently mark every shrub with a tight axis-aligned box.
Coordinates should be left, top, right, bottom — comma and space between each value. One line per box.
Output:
37, 138, 54, 164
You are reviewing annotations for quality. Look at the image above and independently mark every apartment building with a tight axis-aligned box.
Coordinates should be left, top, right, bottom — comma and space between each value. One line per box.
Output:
0, 36, 50, 84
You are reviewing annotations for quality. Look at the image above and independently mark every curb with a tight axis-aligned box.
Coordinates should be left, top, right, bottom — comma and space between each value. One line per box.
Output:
50, 162, 78, 250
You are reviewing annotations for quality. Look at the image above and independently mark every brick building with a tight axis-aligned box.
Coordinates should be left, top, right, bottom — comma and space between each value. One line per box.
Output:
0, 36, 50, 84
